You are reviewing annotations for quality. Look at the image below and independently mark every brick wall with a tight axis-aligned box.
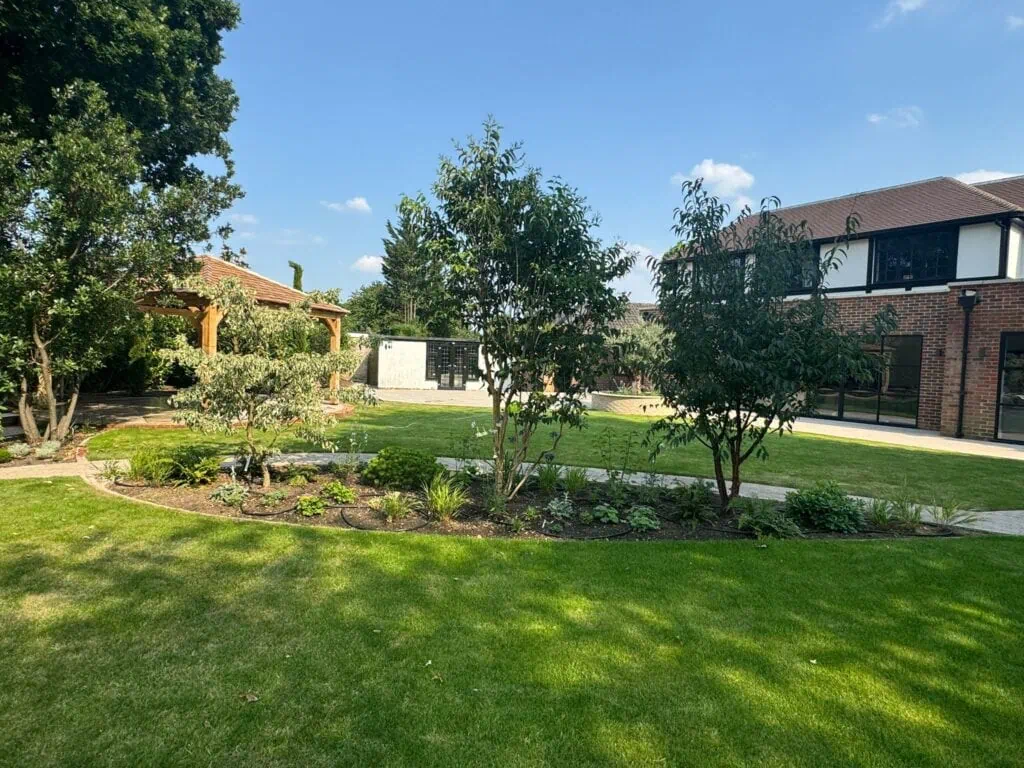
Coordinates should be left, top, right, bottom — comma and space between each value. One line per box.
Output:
939, 281, 1024, 439
831, 291, 949, 431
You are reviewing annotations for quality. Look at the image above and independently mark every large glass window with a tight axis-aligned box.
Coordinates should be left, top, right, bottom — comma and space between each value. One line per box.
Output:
872, 228, 957, 286
810, 335, 922, 427
997, 333, 1024, 442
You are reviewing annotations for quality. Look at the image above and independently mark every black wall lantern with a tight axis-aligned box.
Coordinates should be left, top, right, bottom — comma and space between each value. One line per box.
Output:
955, 288, 981, 438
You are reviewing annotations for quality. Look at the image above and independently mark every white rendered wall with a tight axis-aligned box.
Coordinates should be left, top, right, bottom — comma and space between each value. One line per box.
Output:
375, 340, 436, 389
956, 223, 1002, 279
821, 239, 869, 289
1007, 223, 1023, 280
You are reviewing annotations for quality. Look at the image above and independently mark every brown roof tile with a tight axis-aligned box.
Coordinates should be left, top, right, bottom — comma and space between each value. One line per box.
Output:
198, 255, 347, 315
973, 175, 1024, 209
732, 176, 1023, 244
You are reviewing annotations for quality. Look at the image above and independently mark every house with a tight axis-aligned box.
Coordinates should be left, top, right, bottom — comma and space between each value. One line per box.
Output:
732, 175, 1024, 443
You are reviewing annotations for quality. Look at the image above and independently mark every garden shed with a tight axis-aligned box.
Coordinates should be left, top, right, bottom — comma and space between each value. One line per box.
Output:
356, 335, 486, 391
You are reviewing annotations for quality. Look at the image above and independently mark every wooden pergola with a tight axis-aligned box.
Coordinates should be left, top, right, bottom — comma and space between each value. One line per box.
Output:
137, 255, 349, 389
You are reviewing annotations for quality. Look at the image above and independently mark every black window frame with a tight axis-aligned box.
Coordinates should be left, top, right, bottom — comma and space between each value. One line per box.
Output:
994, 331, 1024, 445
870, 225, 959, 289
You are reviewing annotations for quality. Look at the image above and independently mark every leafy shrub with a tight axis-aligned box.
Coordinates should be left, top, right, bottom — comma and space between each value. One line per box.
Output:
370, 491, 419, 523
34, 440, 62, 460
593, 503, 621, 524
260, 489, 288, 507
562, 467, 588, 496
296, 494, 327, 517
211, 482, 249, 508
424, 474, 469, 522
278, 464, 318, 486
0, 448, 11, 464
678, 480, 716, 522
930, 495, 979, 531
545, 495, 575, 521
887, 485, 922, 531
7, 442, 32, 459
168, 445, 222, 486
627, 505, 661, 531
735, 498, 801, 539
362, 447, 440, 490
535, 463, 562, 494
784, 481, 863, 533
126, 447, 175, 485
323, 481, 358, 504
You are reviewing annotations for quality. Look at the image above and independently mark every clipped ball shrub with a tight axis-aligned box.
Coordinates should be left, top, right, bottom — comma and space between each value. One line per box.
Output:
361, 447, 441, 490
784, 481, 863, 533
0, 447, 12, 464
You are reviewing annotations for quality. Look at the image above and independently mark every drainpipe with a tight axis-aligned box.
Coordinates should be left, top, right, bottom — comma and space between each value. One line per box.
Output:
955, 288, 981, 439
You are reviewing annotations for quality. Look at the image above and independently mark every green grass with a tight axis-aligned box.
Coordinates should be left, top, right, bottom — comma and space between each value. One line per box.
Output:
1, 478, 1022, 767
85, 404, 1024, 509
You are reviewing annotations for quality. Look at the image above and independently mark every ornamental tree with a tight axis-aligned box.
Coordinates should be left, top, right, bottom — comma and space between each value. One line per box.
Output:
166, 279, 366, 487
0, 84, 239, 442
417, 120, 633, 499
651, 180, 896, 507
611, 321, 667, 394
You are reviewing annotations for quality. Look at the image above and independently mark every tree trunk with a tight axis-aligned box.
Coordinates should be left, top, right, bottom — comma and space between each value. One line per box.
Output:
491, 391, 505, 499
18, 376, 42, 444
712, 451, 730, 510
32, 323, 60, 444
729, 449, 742, 504
53, 386, 80, 443
261, 463, 271, 489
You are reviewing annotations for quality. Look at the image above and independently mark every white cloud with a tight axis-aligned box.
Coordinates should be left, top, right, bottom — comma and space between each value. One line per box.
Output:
613, 243, 660, 302
272, 229, 328, 247
352, 254, 384, 273
1009, 15, 1024, 30
866, 106, 923, 128
955, 169, 1020, 184
321, 197, 372, 214
671, 159, 756, 212
877, 0, 927, 27
230, 213, 259, 225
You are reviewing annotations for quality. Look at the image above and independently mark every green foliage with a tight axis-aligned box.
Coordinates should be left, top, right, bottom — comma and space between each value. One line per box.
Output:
651, 180, 897, 507
343, 282, 395, 334
210, 482, 249, 508
165, 279, 364, 486
930, 495, 980, 531
563, 467, 589, 497
610, 321, 667, 394
0, 448, 12, 464
323, 481, 358, 505
370, 491, 418, 523
33, 441, 62, 460
678, 480, 717, 522
126, 448, 176, 486
423, 473, 470, 522
296, 495, 327, 518
784, 481, 864, 533
887, 486, 924, 531
168, 446, 222, 486
593, 504, 621, 524
413, 119, 633, 500
545, 495, 575, 521
735, 498, 802, 539
260, 489, 288, 508
6, 443, 31, 459
627, 505, 661, 532
864, 498, 895, 529
536, 463, 562, 494
361, 447, 440, 490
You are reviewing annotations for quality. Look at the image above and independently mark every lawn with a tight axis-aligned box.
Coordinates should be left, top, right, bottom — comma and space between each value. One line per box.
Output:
1, 478, 1023, 767
85, 403, 1024, 509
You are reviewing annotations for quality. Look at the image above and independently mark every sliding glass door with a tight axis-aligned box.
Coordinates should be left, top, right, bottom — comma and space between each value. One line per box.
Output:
996, 333, 1024, 443
811, 335, 922, 427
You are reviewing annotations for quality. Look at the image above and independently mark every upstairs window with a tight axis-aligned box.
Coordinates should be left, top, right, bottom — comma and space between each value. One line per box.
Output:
872, 227, 957, 286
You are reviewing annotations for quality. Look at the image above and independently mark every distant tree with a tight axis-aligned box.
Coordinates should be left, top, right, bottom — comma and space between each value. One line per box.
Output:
289, 260, 304, 291
417, 119, 633, 499
343, 282, 395, 333
612, 321, 667, 394
166, 278, 365, 487
382, 196, 434, 324
650, 180, 896, 507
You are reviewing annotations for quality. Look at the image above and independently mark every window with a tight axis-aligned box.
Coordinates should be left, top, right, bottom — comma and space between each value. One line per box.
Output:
426, 340, 480, 390
785, 247, 819, 294
872, 228, 957, 286
810, 335, 922, 427
997, 333, 1024, 443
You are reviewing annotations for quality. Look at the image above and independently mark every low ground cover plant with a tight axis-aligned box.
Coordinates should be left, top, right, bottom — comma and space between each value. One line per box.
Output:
323, 481, 357, 505
546, 495, 575, 521
784, 481, 863, 533
677, 480, 716, 523
7, 443, 33, 459
122, 445, 223, 487
0, 447, 11, 464
33, 441, 62, 460
370, 491, 418, 523
362, 447, 440, 490
627, 505, 661, 532
735, 498, 802, 539
296, 495, 327, 517
211, 482, 249, 508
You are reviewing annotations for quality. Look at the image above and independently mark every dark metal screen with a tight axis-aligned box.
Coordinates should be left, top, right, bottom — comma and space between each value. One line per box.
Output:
426, 341, 480, 390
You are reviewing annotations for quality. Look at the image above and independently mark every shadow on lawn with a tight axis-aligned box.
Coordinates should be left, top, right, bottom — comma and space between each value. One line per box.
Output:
1, 490, 1023, 766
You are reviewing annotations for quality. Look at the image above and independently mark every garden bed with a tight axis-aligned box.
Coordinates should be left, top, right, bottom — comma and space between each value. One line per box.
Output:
0, 429, 96, 468
106, 463, 972, 542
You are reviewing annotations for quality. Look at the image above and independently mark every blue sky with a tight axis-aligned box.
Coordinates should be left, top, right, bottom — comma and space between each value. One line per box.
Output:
216, 0, 1024, 302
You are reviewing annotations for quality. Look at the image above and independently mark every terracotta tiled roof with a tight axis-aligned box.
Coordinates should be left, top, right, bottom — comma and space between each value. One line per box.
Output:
732, 176, 1024, 244
973, 175, 1024, 209
198, 255, 347, 315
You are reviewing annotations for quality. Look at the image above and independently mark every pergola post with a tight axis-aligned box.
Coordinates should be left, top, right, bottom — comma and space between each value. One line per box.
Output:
320, 316, 342, 391
198, 305, 223, 355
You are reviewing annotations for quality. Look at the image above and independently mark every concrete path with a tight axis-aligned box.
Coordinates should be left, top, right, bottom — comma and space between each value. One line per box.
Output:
2, 451, 1022, 537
